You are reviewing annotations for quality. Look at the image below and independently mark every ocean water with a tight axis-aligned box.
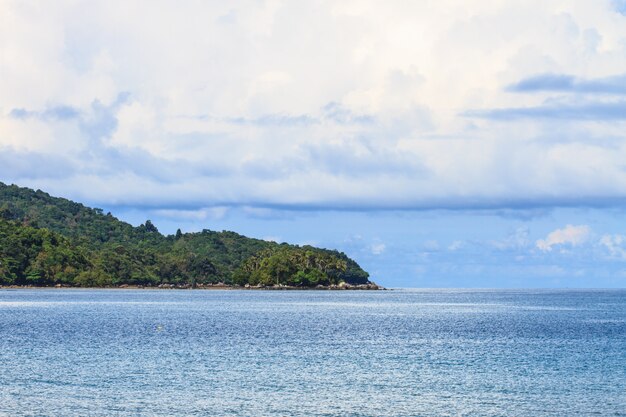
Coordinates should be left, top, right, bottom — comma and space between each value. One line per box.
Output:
0, 289, 624, 417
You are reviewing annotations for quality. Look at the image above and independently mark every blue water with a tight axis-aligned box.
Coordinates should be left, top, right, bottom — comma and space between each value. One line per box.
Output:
0, 289, 624, 416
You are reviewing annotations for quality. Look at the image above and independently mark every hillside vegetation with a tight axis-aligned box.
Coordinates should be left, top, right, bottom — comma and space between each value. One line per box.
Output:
0, 182, 371, 287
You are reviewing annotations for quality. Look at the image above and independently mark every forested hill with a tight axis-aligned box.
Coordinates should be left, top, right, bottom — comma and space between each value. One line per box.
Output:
0, 182, 371, 288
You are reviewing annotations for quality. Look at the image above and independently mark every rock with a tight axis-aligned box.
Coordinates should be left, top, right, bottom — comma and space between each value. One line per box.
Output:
159, 283, 175, 289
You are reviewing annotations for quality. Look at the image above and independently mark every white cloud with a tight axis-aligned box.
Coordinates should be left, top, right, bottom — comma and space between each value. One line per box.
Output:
599, 234, 626, 258
536, 224, 591, 252
2, 1, 626, 210
491, 227, 530, 250
370, 242, 386, 255
152, 207, 230, 221
448, 240, 464, 251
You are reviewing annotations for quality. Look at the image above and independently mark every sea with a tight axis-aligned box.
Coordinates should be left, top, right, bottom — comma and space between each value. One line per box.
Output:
0, 289, 624, 417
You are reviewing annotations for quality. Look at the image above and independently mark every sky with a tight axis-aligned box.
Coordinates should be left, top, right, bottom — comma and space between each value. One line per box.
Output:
2, 1, 626, 287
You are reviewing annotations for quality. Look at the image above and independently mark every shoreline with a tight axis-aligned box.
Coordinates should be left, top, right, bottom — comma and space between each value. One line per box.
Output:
0, 283, 385, 291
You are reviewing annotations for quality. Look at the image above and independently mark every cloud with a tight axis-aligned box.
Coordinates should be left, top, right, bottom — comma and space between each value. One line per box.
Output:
491, 227, 530, 250
369, 242, 386, 255
10, 105, 80, 121
599, 234, 626, 258
3, 1, 626, 213
227, 113, 318, 127
613, 0, 626, 15
536, 225, 591, 252
322, 102, 375, 125
422, 240, 440, 252
448, 240, 464, 251
464, 100, 626, 121
342, 235, 387, 257
507, 73, 626, 95
152, 207, 230, 221
0, 148, 77, 180
80, 92, 130, 145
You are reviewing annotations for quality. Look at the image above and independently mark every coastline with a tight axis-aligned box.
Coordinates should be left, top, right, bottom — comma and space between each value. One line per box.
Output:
0, 282, 384, 291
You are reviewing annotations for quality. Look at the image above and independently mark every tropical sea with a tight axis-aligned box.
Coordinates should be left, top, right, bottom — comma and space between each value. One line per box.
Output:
0, 289, 624, 417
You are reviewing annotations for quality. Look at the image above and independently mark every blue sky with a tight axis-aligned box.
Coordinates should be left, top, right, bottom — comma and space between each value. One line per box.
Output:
2, 1, 626, 287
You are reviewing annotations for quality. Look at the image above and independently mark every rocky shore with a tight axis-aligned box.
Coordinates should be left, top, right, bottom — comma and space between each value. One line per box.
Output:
1, 282, 384, 290
241, 282, 382, 290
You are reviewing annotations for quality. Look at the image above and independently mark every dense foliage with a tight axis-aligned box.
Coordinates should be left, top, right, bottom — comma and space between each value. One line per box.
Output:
0, 182, 370, 287
233, 246, 370, 286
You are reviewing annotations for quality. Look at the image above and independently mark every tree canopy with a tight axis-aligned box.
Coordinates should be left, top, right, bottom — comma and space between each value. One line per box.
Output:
0, 182, 371, 287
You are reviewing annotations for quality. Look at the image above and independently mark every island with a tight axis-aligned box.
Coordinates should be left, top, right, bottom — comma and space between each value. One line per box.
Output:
0, 182, 379, 289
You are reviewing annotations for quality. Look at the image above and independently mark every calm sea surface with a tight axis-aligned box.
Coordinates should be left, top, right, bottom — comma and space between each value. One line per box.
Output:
0, 289, 624, 416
